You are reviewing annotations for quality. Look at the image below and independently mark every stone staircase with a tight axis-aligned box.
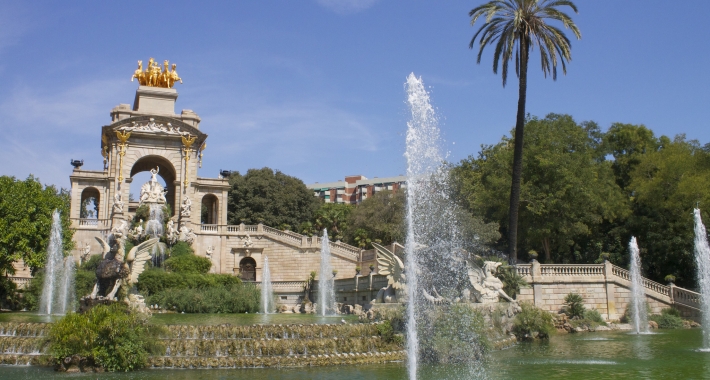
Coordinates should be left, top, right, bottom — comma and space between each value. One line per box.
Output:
0, 323, 52, 366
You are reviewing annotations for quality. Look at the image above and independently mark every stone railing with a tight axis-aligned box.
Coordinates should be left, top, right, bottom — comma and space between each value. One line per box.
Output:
197, 224, 362, 261
254, 281, 306, 292
672, 286, 701, 309
612, 265, 670, 297
8, 277, 31, 289
72, 218, 110, 230
200, 224, 218, 232
540, 264, 604, 277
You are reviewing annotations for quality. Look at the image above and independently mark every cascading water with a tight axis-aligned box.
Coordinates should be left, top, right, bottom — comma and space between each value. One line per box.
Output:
629, 237, 648, 334
404, 73, 484, 379
261, 256, 274, 314
146, 203, 165, 266
39, 210, 74, 315
318, 229, 335, 316
693, 208, 710, 349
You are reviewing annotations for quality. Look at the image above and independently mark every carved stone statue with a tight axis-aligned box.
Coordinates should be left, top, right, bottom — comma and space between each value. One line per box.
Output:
180, 197, 192, 217
166, 219, 177, 245
112, 193, 123, 214
373, 243, 406, 303
133, 219, 144, 237
80, 242, 91, 264
178, 225, 196, 245
90, 233, 162, 301
138, 167, 166, 206
206, 246, 214, 257
467, 260, 515, 304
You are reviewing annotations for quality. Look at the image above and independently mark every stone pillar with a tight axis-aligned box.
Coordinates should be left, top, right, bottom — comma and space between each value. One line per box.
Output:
603, 260, 617, 320
531, 259, 543, 307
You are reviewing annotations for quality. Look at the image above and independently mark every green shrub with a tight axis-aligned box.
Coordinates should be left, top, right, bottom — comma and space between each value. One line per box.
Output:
0, 276, 20, 310
161, 241, 211, 274
376, 320, 404, 345
421, 304, 487, 364
583, 309, 606, 325
74, 269, 96, 300
564, 293, 585, 319
649, 308, 684, 329
163, 254, 212, 274
496, 265, 528, 299
48, 303, 165, 372
147, 284, 259, 313
513, 302, 555, 340
80, 254, 103, 271
621, 301, 651, 324
20, 272, 44, 311
136, 269, 241, 296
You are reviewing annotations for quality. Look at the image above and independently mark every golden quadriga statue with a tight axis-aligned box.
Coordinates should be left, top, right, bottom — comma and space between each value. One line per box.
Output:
131, 58, 182, 88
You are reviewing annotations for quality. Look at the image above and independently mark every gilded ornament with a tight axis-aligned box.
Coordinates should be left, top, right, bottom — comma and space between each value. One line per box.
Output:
130, 58, 183, 88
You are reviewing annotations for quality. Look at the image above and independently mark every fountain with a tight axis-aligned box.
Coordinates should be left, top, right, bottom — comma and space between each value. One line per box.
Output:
261, 256, 274, 314
628, 236, 648, 334
404, 73, 484, 379
39, 210, 74, 315
318, 229, 335, 316
693, 208, 710, 349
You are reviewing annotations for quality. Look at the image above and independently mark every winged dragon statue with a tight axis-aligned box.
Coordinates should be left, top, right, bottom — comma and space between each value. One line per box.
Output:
90, 233, 163, 302
373, 242, 406, 303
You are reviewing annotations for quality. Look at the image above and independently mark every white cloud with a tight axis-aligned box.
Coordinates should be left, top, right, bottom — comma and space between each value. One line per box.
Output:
316, 0, 379, 14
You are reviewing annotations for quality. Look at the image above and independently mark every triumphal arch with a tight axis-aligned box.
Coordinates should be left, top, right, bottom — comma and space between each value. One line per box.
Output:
68, 59, 363, 305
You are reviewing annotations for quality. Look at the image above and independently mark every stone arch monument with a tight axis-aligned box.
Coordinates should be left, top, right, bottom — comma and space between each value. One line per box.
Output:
67, 59, 364, 308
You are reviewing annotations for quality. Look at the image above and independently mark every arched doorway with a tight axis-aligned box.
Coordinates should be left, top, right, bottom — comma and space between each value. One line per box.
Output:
201, 194, 219, 224
80, 187, 100, 219
239, 257, 257, 281
129, 155, 177, 214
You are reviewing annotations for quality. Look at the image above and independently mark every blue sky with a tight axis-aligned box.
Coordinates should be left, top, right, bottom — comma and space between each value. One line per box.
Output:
1, 1, 709, 190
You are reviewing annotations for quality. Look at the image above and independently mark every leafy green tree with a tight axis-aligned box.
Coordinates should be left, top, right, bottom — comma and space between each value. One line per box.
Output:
453, 114, 628, 263
469, 0, 581, 263
227, 168, 320, 229
0, 175, 73, 274
601, 123, 660, 190
345, 190, 406, 247
313, 203, 352, 241
626, 135, 710, 287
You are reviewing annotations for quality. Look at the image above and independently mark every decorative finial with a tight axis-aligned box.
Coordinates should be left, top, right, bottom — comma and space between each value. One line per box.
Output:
131, 58, 182, 88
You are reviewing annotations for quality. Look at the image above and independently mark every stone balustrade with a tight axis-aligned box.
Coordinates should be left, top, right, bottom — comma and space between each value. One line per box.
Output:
514, 261, 699, 321
71, 218, 110, 230
195, 224, 362, 261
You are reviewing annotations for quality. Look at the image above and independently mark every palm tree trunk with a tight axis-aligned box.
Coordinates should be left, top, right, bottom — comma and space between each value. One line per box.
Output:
507, 38, 530, 265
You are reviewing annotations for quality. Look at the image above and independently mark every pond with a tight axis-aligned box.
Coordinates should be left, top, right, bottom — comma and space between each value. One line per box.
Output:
0, 327, 707, 379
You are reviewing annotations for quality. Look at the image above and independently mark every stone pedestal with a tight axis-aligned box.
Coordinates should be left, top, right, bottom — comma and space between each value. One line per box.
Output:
133, 86, 178, 115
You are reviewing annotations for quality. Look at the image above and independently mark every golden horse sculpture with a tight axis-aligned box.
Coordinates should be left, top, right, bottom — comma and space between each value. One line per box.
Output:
131, 58, 182, 88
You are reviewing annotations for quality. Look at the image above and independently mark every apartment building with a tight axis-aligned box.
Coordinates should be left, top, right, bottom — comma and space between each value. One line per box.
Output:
306, 175, 407, 204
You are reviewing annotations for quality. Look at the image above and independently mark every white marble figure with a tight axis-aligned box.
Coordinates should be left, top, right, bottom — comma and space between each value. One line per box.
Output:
206, 246, 214, 257
118, 120, 190, 136
133, 219, 144, 237
178, 225, 196, 245
467, 260, 515, 303
138, 167, 166, 206
166, 219, 177, 245
243, 234, 254, 256
112, 193, 123, 214
180, 197, 192, 217
80, 242, 91, 264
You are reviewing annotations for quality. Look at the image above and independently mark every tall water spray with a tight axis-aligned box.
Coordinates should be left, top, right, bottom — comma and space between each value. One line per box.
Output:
404, 73, 483, 379
693, 208, 710, 348
318, 229, 335, 316
629, 237, 648, 334
261, 256, 274, 314
145, 204, 165, 267
39, 210, 74, 315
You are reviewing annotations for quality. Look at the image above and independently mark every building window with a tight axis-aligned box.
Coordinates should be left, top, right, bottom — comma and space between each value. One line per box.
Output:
281, 296, 288, 300
343, 297, 347, 301
362, 296, 367, 301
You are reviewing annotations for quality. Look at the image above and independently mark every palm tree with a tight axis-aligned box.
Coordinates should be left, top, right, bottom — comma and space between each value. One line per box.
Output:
469, 0, 581, 264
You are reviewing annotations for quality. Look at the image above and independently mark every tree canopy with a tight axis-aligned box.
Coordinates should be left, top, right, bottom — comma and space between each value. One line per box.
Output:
0, 175, 73, 274
227, 168, 320, 230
